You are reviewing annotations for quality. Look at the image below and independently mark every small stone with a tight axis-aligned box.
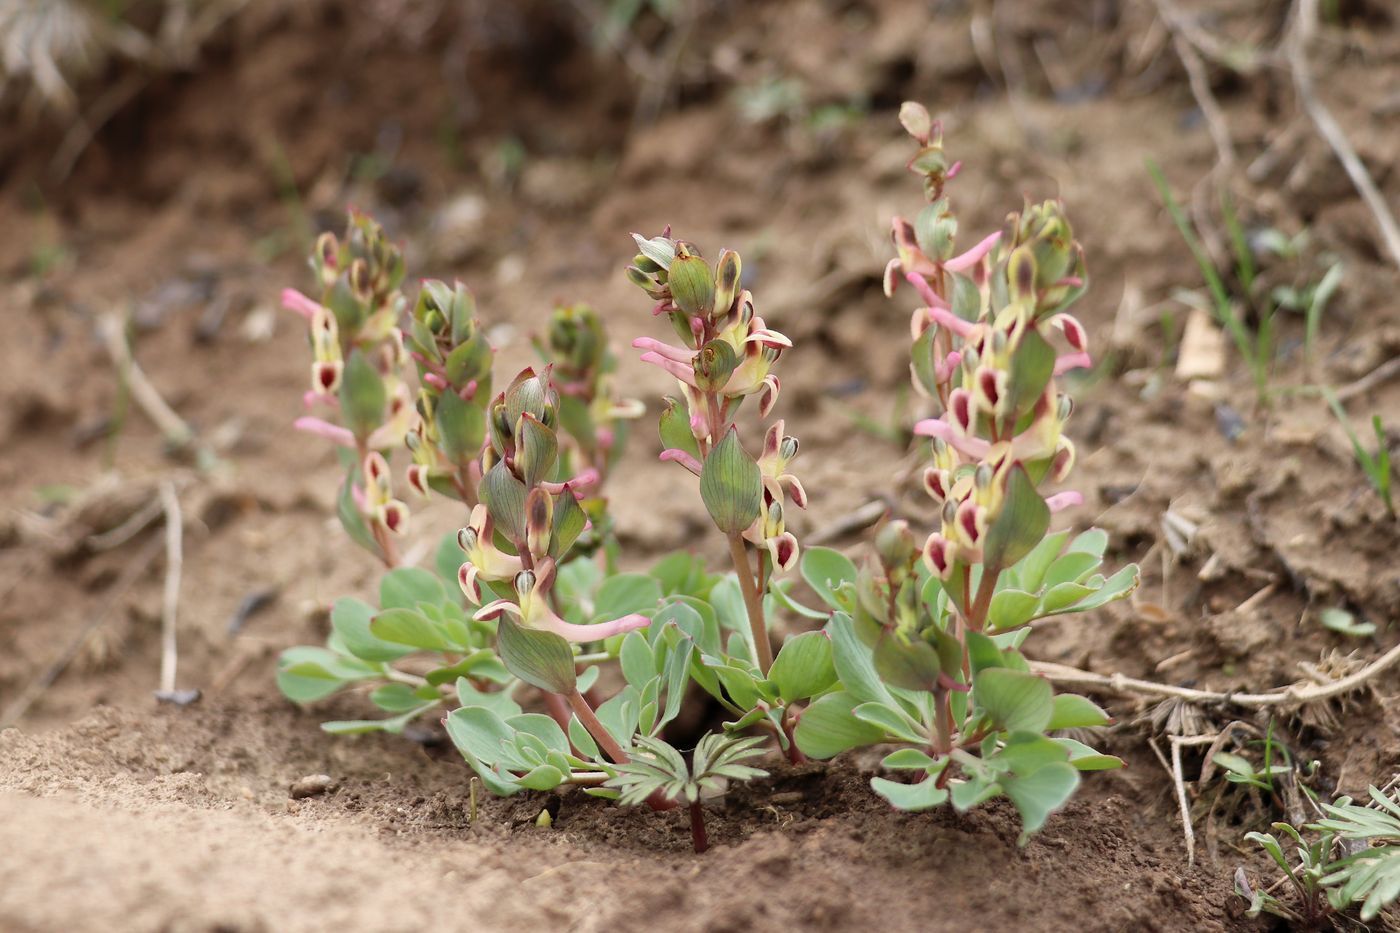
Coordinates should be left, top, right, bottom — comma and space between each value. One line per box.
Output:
289, 774, 337, 799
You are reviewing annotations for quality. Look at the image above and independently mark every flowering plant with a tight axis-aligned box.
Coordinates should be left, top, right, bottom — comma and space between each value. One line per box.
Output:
275, 103, 1139, 849
788, 103, 1139, 834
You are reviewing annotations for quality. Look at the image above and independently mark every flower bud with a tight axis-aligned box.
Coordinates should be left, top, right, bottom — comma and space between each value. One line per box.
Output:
668, 245, 715, 318
692, 339, 738, 393
875, 520, 918, 575
923, 533, 954, 579
457, 562, 482, 604
713, 249, 742, 318
514, 569, 536, 598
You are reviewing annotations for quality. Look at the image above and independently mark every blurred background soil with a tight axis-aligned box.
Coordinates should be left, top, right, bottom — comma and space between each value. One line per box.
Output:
1, 0, 1399, 929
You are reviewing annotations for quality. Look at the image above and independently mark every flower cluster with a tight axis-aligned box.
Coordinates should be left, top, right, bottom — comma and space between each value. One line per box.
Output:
534, 303, 645, 482
884, 104, 1091, 594
464, 367, 648, 643
626, 232, 803, 671
281, 213, 415, 560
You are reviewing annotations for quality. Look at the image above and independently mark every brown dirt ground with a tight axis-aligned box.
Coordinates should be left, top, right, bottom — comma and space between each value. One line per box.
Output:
2, 0, 1399, 929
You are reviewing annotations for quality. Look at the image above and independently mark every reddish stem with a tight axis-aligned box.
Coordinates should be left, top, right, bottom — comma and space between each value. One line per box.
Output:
689, 801, 709, 854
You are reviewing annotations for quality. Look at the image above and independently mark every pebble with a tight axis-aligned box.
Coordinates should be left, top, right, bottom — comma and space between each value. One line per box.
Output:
289, 774, 337, 799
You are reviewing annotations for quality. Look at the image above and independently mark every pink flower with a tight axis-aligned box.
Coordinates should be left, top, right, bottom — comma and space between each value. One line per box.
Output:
281, 288, 324, 321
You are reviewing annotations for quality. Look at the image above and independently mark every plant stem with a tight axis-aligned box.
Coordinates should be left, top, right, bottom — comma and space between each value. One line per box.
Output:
689, 801, 709, 854
543, 691, 573, 737
968, 568, 997, 631
727, 533, 773, 673
565, 689, 628, 764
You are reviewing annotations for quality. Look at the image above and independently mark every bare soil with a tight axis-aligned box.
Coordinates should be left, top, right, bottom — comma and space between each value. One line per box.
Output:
3, 0, 1399, 930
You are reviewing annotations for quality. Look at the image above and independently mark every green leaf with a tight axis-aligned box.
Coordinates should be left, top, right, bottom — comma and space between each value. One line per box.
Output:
1002, 762, 1080, 836
801, 547, 859, 612
699, 429, 762, 534
975, 668, 1053, 733
619, 632, 656, 689
794, 691, 888, 759
1048, 693, 1112, 729
445, 706, 522, 797
981, 465, 1050, 570
1040, 581, 1096, 614
872, 634, 943, 692
549, 491, 587, 559
1066, 528, 1109, 558
456, 677, 523, 718
826, 613, 897, 706
509, 713, 571, 756
331, 597, 413, 662
482, 460, 527, 541
853, 702, 926, 743
769, 631, 837, 702
321, 703, 435, 735
380, 567, 448, 610
340, 349, 386, 439
370, 682, 424, 713
1044, 551, 1102, 589
966, 630, 1006, 676
276, 646, 377, 703
370, 608, 452, 651
516, 414, 559, 487
1009, 530, 1068, 592
426, 651, 508, 686
987, 589, 1040, 632
1002, 329, 1056, 422
951, 777, 1002, 812
1319, 607, 1376, 638
515, 764, 566, 791
881, 748, 940, 771
871, 775, 949, 811
1064, 564, 1139, 611
658, 397, 703, 462
594, 573, 662, 622
1055, 737, 1124, 771
435, 389, 486, 464
997, 732, 1071, 775
497, 617, 576, 694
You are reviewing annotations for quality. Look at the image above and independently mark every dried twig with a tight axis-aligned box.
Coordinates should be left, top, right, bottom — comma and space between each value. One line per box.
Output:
1289, 0, 1400, 271
1152, 0, 1236, 172
155, 479, 197, 705
1334, 355, 1400, 403
1031, 638, 1400, 708
99, 314, 195, 450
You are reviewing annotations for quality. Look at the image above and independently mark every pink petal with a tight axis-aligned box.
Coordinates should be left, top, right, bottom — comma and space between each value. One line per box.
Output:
632, 337, 696, 364
659, 449, 703, 475
928, 306, 976, 338
905, 272, 949, 310
913, 418, 991, 460
294, 416, 355, 448
639, 352, 699, 388
540, 468, 600, 495
1053, 351, 1092, 375
543, 612, 652, 643
944, 231, 1002, 273
280, 288, 323, 321
1044, 491, 1084, 513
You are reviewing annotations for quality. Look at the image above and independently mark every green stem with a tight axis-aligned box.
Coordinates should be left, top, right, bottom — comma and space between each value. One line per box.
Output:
728, 533, 774, 673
